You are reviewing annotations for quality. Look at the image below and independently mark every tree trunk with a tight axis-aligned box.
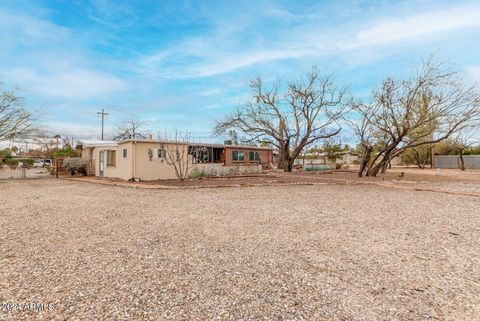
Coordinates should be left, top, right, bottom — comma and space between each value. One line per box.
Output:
282, 151, 294, 172
368, 148, 396, 177
366, 152, 387, 176
380, 161, 388, 174
358, 147, 371, 177
282, 155, 294, 172
430, 148, 434, 168
285, 161, 294, 172
459, 149, 465, 171
368, 159, 386, 177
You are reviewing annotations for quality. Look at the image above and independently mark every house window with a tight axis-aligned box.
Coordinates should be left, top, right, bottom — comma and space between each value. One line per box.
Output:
107, 150, 116, 166
157, 148, 166, 159
232, 150, 244, 161
249, 151, 260, 162
123, 148, 127, 158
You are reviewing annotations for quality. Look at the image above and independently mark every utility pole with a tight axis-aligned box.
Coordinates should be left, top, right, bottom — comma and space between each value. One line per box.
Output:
97, 109, 109, 141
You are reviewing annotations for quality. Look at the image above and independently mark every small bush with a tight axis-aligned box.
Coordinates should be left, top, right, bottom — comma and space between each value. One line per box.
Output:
304, 165, 331, 171
0, 148, 12, 159
63, 158, 87, 176
20, 158, 34, 168
4, 158, 19, 169
54, 145, 78, 157
190, 169, 206, 178
335, 163, 342, 170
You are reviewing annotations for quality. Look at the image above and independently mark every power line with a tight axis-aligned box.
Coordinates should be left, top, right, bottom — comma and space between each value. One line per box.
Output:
97, 109, 109, 141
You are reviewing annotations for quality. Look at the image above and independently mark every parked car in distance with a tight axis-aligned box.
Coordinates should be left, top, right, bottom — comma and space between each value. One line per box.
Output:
33, 160, 44, 168
43, 159, 53, 167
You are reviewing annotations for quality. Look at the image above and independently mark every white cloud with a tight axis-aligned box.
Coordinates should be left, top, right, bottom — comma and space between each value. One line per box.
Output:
138, 45, 319, 79
342, 5, 480, 50
0, 10, 127, 100
8, 67, 127, 99
38, 120, 112, 139
178, 48, 317, 78
0, 11, 70, 47
78, 0, 139, 28
198, 88, 223, 97
137, 3, 480, 79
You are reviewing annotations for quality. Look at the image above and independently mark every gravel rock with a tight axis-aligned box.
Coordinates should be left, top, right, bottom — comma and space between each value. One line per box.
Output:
1, 179, 479, 320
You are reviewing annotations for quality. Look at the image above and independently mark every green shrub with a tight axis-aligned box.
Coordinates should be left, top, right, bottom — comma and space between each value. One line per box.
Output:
0, 148, 12, 159
335, 163, 342, 170
20, 158, 34, 168
190, 169, 206, 178
0, 159, 4, 168
304, 165, 331, 171
63, 158, 87, 176
4, 158, 19, 169
54, 145, 78, 157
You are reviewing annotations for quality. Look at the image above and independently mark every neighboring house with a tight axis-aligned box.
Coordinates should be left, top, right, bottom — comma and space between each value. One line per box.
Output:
294, 151, 359, 168
337, 151, 359, 165
295, 152, 329, 167
77, 139, 274, 181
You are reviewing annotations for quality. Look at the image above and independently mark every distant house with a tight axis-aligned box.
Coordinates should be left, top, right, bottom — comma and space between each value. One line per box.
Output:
77, 139, 274, 181
294, 151, 359, 169
337, 151, 359, 166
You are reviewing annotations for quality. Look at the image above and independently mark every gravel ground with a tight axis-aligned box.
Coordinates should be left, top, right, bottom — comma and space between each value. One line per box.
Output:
1, 179, 479, 320
0, 168, 50, 180
393, 181, 480, 194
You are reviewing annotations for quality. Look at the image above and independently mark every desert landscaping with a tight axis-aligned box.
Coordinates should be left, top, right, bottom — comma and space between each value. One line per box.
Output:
1, 173, 479, 320
2, 2, 480, 319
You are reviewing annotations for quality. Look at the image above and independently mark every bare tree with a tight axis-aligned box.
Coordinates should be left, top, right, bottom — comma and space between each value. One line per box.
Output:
61, 135, 76, 147
400, 144, 433, 169
0, 88, 33, 141
114, 118, 147, 141
32, 130, 57, 157
352, 59, 480, 177
452, 128, 478, 170
346, 101, 377, 177
161, 131, 193, 181
214, 67, 348, 171
228, 130, 239, 145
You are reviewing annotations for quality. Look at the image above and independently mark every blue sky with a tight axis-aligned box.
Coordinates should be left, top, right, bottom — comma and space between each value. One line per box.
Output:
1, 0, 480, 142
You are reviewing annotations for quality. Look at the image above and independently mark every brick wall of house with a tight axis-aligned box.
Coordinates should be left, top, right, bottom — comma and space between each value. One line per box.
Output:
224, 147, 273, 168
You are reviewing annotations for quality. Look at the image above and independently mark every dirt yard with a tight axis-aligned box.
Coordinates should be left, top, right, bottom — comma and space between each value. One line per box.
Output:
71, 167, 480, 196
1, 178, 479, 320
0, 167, 50, 180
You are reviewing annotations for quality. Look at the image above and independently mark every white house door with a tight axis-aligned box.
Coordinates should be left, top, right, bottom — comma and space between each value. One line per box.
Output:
99, 151, 105, 177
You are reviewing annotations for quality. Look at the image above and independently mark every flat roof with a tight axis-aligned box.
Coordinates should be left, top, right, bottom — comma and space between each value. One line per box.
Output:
78, 140, 118, 148
119, 139, 188, 145
189, 143, 272, 150
118, 139, 272, 150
